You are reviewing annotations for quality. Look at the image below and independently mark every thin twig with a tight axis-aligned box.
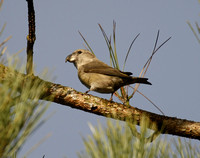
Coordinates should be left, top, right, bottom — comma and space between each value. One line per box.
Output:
98, 24, 118, 69
123, 33, 140, 71
196, 22, 200, 34
187, 21, 200, 44
26, 0, 36, 75
130, 31, 171, 97
112, 21, 119, 68
78, 31, 94, 54
137, 90, 164, 115
0, 23, 6, 36
128, 85, 165, 115
0, 36, 12, 48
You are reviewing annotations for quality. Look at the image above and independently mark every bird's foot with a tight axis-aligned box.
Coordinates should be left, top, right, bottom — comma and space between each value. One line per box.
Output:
109, 93, 114, 102
85, 90, 90, 94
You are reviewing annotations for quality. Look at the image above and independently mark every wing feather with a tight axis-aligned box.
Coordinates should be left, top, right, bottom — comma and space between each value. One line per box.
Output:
82, 61, 132, 78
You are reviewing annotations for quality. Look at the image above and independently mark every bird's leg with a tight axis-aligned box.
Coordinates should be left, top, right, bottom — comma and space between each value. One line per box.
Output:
109, 93, 114, 101
85, 89, 90, 94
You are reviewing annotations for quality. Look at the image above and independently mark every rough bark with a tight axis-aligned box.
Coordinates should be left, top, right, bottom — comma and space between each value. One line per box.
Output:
26, 0, 35, 75
0, 64, 200, 140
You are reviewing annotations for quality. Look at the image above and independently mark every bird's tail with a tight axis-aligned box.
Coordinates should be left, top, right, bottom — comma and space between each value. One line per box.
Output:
131, 77, 152, 85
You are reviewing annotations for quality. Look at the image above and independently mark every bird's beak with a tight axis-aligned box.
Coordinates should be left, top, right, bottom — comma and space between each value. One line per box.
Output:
65, 54, 71, 63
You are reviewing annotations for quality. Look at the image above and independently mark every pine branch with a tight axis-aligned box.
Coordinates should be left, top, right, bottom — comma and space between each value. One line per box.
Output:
0, 64, 200, 140
26, 0, 36, 75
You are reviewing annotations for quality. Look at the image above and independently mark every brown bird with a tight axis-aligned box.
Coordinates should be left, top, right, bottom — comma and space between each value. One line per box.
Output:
65, 49, 151, 101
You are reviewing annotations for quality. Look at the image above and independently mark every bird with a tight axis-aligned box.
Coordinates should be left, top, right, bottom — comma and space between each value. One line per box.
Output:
65, 49, 151, 101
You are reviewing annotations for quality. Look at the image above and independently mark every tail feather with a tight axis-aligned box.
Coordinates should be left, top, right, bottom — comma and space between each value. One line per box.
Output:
131, 77, 152, 85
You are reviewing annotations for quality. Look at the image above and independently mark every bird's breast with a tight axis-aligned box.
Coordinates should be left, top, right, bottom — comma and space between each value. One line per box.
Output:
77, 69, 124, 93
78, 70, 91, 89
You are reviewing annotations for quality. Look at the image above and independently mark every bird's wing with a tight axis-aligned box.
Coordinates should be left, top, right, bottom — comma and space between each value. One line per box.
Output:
82, 61, 132, 78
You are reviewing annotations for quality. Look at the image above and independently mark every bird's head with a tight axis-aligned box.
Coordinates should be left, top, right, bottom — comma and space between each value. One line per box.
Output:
65, 49, 95, 69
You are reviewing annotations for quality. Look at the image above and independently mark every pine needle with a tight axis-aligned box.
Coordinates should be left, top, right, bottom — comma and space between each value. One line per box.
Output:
123, 33, 140, 71
78, 31, 94, 54
131, 31, 171, 97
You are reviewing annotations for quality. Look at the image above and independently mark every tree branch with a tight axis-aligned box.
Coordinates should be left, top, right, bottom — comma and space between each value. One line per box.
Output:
0, 64, 200, 140
26, 0, 36, 75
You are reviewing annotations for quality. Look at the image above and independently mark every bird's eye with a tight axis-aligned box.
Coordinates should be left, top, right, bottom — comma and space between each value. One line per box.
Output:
77, 51, 82, 54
